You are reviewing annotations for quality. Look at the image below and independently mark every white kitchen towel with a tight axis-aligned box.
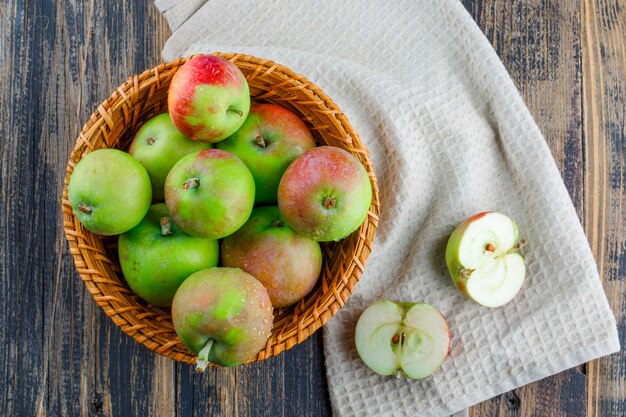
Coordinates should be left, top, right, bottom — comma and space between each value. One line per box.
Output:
155, 1, 620, 416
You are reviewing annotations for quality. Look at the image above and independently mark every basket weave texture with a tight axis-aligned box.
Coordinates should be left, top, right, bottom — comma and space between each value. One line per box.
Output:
62, 53, 380, 365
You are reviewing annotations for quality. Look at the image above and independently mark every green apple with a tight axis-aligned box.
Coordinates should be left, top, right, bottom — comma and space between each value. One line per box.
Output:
355, 300, 450, 379
164, 149, 255, 239
168, 54, 250, 143
171, 267, 274, 370
129, 113, 212, 200
68, 149, 151, 235
118, 203, 219, 307
217, 103, 316, 204
445, 212, 527, 308
221, 206, 322, 308
277, 146, 372, 242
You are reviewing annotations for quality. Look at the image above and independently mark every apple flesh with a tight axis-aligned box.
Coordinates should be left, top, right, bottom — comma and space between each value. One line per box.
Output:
217, 103, 316, 204
355, 300, 450, 379
118, 203, 219, 307
168, 55, 250, 143
171, 267, 273, 369
445, 212, 527, 308
68, 149, 152, 235
221, 206, 322, 308
129, 113, 212, 200
277, 146, 372, 242
164, 149, 255, 239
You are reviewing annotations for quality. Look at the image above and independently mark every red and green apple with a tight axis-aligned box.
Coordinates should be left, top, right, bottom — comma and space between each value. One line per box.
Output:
171, 267, 274, 370
221, 206, 322, 308
445, 212, 527, 308
217, 103, 316, 204
168, 54, 250, 143
277, 146, 372, 241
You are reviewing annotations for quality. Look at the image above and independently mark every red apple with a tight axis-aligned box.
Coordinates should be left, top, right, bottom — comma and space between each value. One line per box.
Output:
172, 267, 273, 370
277, 146, 372, 241
168, 55, 250, 143
217, 103, 316, 204
221, 206, 322, 308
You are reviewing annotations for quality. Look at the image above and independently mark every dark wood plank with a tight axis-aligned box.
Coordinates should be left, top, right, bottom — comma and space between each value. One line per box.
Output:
462, 1, 590, 416
1, 1, 332, 416
581, 0, 626, 416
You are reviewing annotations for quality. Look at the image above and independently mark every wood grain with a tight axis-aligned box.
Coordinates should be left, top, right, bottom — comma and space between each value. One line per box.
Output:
581, 0, 626, 416
0, 0, 623, 416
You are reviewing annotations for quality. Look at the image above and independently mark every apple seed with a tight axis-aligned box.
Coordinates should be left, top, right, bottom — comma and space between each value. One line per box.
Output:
485, 243, 495, 252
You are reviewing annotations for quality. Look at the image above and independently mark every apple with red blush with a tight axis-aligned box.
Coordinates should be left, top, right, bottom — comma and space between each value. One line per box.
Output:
168, 54, 250, 143
278, 146, 372, 242
221, 206, 322, 308
217, 103, 316, 204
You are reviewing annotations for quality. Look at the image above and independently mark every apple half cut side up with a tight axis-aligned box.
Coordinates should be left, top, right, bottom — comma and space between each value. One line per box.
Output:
446, 212, 527, 308
355, 300, 450, 379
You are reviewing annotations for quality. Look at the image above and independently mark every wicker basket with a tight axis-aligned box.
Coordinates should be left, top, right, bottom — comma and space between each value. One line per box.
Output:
62, 53, 380, 365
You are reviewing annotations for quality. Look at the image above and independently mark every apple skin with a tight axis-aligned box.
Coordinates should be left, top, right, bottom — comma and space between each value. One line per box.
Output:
221, 206, 322, 308
445, 211, 526, 308
171, 267, 273, 367
217, 103, 316, 204
129, 113, 212, 200
355, 300, 450, 379
118, 203, 219, 307
168, 55, 250, 143
68, 149, 152, 235
277, 146, 372, 242
164, 149, 255, 239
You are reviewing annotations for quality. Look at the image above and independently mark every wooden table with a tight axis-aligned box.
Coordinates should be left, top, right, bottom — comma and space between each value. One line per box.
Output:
1, 1, 623, 416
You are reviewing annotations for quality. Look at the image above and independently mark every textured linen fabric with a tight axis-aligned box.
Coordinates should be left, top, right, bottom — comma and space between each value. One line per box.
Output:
155, 1, 620, 416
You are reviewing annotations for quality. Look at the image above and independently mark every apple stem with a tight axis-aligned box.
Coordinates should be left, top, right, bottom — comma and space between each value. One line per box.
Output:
323, 197, 336, 209
183, 177, 200, 191
78, 203, 92, 214
160, 217, 173, 236
506, 239, 528, 255
195, 339, 215, 373
255, 135, 267, 148
228, 107, 244, 117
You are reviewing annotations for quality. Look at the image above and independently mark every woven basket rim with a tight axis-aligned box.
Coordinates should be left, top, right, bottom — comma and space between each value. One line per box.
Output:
62, 52, 380, 365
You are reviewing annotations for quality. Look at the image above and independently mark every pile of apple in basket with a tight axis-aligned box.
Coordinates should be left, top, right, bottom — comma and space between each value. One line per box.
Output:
68, 55, 528, 377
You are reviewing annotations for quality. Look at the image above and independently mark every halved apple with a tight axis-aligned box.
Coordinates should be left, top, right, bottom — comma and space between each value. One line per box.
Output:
445, 212, 527, 308
355, 300, 450, 379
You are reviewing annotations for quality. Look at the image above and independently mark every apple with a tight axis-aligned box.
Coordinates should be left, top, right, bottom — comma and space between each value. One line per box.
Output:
128, 113, 212, 200
168, 54, 250, 143
277, 146, 372, 242
221, 206, 322, 308
217, 103, 316, 204
445, 212, 527, 308
164, 149, 255, 239
68, 149, 151, 235
171, 267, 274, 370
118, 203, 219, 307
355, 300, 450, 379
